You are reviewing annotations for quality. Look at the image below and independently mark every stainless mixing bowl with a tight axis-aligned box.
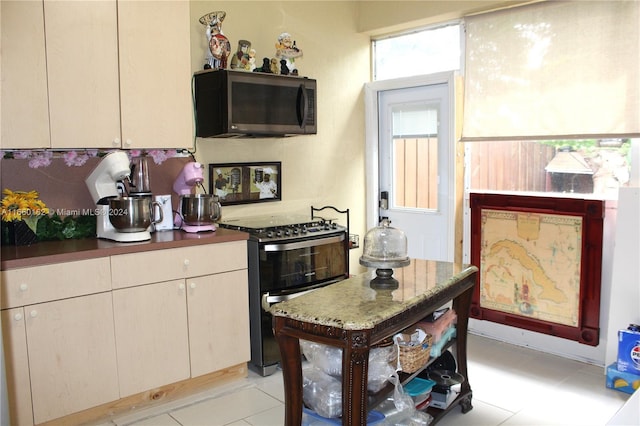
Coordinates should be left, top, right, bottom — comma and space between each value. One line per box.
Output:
180, 194, 221, 226
108, 196, 160, 232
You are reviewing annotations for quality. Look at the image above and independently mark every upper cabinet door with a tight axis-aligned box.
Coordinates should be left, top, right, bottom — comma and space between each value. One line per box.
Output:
45, 0, 121, 149
1, 0, 50, 149
118, 1, 193, 149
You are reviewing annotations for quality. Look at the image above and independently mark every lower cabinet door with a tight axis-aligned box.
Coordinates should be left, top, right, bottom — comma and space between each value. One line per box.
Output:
187, 270, 250, 377
24, 292, 119, 424
2, 308, 34, 426
113, 279, 190, 397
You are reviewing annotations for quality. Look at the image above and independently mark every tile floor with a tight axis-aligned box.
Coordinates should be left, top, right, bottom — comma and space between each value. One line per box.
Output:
99, 334, 631, 426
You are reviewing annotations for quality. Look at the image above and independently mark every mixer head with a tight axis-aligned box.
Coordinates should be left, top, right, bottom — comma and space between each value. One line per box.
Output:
173, 162, 205, 195
85, 151, 131, 204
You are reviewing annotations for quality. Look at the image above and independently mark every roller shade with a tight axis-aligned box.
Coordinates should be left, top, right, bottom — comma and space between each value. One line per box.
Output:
461, 1, 640, 141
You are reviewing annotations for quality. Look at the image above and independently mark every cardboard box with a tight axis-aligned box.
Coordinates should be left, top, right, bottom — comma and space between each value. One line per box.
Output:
617, 327, 640, 375
606, 363, 640, 395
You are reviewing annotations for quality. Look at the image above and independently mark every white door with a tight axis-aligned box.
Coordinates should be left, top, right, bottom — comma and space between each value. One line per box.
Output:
376, 83, 453, 261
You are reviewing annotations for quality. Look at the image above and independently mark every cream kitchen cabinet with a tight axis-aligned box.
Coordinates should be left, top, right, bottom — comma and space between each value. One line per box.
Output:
113, 279, 191, 397
47, 0, 193, 149
110, 241, 248, 289
1, 0, 192, 150
44, 0, 121, 149
187, 269, 250, 377
116, 1, 193, 150
0, 0, 50, 149
113, 269, 250, 396
110, 241, 250, 395
1, 238, 250, 424
0, 258, 117, 426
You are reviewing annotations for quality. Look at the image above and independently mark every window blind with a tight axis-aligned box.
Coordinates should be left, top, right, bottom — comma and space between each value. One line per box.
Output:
461, 1, 640, 141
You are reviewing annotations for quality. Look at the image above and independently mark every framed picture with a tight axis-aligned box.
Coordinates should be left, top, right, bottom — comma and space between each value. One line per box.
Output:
469, 192, 604, 346
209, 162, 281, 205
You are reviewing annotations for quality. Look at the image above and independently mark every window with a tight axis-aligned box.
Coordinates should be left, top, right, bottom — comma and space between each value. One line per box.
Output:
467, 139, 635, 198
372, 23, 461, 81
372, 3, 638, 199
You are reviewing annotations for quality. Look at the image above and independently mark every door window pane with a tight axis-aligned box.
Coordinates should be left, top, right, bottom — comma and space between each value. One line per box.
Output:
391, 104, 438, 210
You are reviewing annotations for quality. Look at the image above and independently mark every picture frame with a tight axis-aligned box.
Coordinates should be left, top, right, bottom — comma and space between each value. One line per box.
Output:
469, 192, 604, 346
209, 162, 281, 205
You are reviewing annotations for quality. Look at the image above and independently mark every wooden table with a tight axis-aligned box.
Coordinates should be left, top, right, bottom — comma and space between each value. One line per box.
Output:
270, 259, 478, 425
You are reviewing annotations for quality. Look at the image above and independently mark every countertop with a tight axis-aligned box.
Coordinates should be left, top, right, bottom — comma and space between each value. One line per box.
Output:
269, 259, 477, 330
1, 228, 249, 270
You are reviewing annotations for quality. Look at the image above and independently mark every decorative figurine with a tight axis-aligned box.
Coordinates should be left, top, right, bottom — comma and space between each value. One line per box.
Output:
280, 59, 290, 75
230, 40, 251, 70
275, 32, 303, 73
270, 58, 280, 74
254, 57, 273, 73
247, 49, 257, 71
199, 11, 231, 70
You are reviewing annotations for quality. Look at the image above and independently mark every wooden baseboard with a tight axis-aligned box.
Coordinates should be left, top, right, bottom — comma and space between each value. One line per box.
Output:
39, 363, 248, 426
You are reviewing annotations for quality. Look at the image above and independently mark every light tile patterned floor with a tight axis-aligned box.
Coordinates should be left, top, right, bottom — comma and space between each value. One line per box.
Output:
97, 334, 630, 426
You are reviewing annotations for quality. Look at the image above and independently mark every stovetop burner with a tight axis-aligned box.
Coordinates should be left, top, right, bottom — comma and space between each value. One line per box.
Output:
218, 214, 346, 242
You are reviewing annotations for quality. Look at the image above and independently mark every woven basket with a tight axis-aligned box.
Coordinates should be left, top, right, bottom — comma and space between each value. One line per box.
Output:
397, 333, 433, 373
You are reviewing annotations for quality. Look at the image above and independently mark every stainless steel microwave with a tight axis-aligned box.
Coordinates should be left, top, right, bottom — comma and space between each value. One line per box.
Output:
193, 69, 317, 138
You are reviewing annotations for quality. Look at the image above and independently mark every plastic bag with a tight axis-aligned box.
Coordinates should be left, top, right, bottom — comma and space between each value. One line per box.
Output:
302, 365, 343, 418
368, 345, 397, 392
300, 339, 396, 392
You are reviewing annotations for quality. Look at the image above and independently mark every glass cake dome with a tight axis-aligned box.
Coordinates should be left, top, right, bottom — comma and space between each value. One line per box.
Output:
359, 219, 410, 288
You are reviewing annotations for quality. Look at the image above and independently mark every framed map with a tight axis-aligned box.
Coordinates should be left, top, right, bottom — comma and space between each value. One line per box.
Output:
469, 193, 604, 346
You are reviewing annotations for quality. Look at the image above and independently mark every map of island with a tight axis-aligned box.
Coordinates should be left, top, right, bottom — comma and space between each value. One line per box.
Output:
480, 209, 582, 327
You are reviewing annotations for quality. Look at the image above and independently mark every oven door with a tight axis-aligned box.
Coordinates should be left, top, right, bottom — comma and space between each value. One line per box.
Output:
251, 232, 348, 375
259, 233, 348, 293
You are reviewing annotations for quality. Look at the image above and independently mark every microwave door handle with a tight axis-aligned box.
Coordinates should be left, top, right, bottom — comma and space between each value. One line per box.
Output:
297, 84, 308, 128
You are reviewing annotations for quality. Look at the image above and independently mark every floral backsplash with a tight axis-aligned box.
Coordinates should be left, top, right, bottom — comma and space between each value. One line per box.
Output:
1, 149, 188, 168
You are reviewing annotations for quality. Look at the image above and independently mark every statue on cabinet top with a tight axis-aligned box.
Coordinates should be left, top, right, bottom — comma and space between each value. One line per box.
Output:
275, 32, 303, 73
200, 11, 231, 70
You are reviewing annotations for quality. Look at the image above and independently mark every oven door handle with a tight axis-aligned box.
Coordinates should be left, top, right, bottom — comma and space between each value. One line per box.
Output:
262, 290, 317, 311
261, 278, 345, 311
262, 234, 345, 252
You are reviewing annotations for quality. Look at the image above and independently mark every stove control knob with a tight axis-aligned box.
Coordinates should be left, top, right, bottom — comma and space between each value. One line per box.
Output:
293, 227, 299, 235
332, 223, 338, 229
276, 230, 283, 237
284, 229, 291, 236
301, 226, 308, 233
267, 231, 274, 238
324, 223, 330, 230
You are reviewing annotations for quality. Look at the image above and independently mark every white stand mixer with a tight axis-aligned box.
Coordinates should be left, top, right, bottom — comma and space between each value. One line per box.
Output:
85, 151, 153, 242
173, 162, 218, 233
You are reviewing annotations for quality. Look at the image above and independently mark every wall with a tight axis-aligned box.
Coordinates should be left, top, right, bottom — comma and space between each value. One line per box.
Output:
189, 1, 371, 274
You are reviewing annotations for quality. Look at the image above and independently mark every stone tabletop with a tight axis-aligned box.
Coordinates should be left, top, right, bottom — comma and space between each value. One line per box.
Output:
269, 259, 478, 330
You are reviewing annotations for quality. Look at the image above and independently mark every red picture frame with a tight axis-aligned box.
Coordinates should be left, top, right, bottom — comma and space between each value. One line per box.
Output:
469, 192, 604, 346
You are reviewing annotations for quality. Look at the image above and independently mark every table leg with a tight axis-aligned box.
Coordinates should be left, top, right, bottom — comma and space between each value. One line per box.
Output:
342, 331, 370, 425
452, 285, 474, 411
274, 318, 303, 426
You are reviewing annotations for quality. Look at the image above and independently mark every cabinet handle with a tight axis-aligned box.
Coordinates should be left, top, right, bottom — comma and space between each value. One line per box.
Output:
13, 313, 23, 321
183, 259, 190, 267
179, 283, 185, 290
29, 310, 38, 318
113, 138, 120, 146
124, 139, 132, 146
190, 282, 196, 289
19, 283, 28, 292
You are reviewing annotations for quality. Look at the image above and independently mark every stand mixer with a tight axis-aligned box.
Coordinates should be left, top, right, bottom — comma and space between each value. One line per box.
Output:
173, 162, 220, 233
85, 151, 154, 242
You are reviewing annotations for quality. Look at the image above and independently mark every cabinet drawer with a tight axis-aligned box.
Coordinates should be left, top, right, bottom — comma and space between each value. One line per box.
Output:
111, 241, 247, 289
1, 258, 111, 309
